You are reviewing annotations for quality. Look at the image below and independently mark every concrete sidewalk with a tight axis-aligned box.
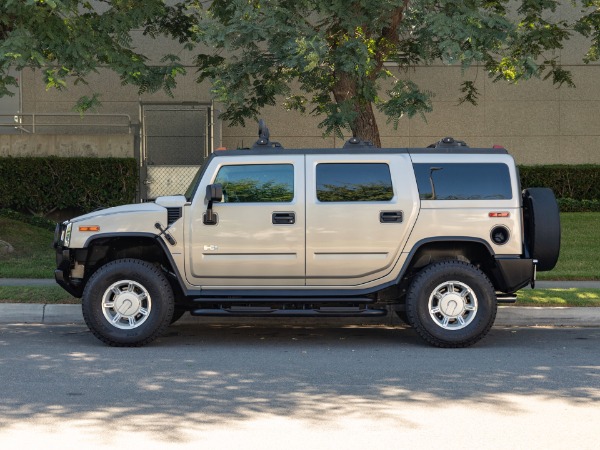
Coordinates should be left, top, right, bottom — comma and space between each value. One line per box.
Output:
1, 278, 599, 327
0, 303, 599, 327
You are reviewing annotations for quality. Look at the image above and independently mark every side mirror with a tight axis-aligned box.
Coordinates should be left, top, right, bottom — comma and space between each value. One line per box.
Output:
206, 184, 223, 202
204, 184, 223, 225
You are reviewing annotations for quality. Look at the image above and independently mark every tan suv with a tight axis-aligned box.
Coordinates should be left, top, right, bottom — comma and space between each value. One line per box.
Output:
54, 125, 560, 348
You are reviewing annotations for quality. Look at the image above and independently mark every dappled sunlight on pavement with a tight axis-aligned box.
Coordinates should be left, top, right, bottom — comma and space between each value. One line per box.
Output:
0, 323, 599, 449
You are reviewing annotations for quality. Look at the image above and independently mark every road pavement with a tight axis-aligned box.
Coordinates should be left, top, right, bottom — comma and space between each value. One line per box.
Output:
0, 322, 599, 449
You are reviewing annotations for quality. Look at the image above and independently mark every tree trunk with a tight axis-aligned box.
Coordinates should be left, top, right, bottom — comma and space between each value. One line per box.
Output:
332, 72, 382, 148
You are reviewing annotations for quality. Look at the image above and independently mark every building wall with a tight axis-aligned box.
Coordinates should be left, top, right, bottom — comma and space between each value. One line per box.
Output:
2, 17, 599, 165
0, 134, 133, 158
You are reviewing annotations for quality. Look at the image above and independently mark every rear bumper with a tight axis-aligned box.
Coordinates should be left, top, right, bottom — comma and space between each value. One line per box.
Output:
492, 257, 534, 293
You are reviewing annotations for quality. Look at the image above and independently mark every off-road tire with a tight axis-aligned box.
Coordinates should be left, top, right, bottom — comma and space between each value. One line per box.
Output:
406, 260, 497, 348
82, 258, 175, 347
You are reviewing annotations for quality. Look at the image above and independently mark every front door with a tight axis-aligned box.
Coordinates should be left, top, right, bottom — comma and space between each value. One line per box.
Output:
186, 155, 305, 286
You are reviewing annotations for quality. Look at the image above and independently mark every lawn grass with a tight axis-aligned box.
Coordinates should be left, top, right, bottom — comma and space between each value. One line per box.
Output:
515, 288, 600, 307
537, 212, 600, 280
0, 217, 56, 278
0, 286, 79, 304
0, 212, 599, 280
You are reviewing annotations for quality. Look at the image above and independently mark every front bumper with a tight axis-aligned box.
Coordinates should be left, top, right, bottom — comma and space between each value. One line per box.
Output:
54, 246, 84, 297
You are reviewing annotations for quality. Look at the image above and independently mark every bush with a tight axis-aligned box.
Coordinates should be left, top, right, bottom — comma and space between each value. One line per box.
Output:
519, 165, 600, 200
0, 157, 137, 216
0, 209, 57, 231
557, 198, 600, 213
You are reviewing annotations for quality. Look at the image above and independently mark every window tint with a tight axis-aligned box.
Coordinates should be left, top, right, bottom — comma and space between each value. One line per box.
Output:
316, 163, 394, 202
413, 163, 512, 200
214, 164, 294, 203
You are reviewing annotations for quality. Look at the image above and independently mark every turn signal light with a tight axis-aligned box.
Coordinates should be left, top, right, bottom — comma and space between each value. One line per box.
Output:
79, 225, 100, 232
489, 212, 510, 218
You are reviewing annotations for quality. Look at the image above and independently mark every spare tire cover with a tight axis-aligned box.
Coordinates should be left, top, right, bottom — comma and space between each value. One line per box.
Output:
522, 188, 561, 271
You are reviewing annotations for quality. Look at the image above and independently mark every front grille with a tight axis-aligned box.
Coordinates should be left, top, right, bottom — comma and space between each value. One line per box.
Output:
167, 207, 182, 225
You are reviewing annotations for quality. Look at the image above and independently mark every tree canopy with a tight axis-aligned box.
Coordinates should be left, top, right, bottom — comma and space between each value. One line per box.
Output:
195, 0, 600, 146
0, 0, 193, 111
1, 1, 600, 145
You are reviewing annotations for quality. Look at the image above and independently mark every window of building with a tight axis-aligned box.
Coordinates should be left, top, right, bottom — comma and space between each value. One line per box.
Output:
413, 163, 512, 200
316, 163, 394, 202
214, 164, 294, 203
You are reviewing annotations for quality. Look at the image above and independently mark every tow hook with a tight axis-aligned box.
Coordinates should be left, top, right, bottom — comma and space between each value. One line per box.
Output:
531, 259, 538, 289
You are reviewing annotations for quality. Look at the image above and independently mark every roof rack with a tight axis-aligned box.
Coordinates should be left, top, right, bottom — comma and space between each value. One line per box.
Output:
427, 137, 468, 148
252, 119, 283, 149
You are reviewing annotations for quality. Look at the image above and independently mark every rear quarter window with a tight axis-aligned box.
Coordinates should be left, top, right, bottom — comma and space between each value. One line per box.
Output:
413, 163, 512, 200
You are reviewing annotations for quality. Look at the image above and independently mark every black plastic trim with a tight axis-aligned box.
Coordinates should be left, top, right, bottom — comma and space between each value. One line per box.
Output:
211, 147, 508, 158
492, 257, 534, 293
190, 308, 387, 317
83, 232, 158, 248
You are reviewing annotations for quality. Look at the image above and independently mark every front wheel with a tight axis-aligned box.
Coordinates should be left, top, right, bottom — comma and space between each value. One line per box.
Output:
406, 260, 497, 348
82, 259, 175, 347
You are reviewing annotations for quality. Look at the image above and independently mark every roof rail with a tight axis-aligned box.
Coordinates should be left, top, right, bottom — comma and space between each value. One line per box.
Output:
252, 119, 283, 149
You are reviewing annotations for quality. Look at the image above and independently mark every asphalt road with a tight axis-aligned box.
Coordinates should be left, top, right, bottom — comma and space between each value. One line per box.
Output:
1, 323, 599, 449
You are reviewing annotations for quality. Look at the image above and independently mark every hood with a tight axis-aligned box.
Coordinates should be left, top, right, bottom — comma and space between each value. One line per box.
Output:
70, 202, 166, 223
70, 196, 187, 223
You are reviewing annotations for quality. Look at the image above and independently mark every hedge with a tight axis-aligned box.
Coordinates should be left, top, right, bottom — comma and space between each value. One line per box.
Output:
519, 165, 600, 200
0, 157, 137, 216
0, 158, 598, 216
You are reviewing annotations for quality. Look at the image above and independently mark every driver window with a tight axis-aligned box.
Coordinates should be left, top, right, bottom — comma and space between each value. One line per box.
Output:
214, 164, 294, 203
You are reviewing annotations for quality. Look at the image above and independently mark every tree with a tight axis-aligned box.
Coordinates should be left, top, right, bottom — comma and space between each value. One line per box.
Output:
2, 1, 599, 146
194, 0, 600, 147
0, 0, 194, 112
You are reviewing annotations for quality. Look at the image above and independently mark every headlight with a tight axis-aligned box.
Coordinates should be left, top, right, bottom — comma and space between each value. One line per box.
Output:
64, 223, 73, 247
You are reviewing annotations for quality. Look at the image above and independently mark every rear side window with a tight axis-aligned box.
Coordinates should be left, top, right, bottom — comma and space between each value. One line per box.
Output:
214, 164, 294, 203
316, 163, 394, 202
413, 163, 512, 200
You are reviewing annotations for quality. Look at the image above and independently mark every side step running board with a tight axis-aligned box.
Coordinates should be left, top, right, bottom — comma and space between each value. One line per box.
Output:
496, 293, 517, 304
190, 306, 388, 317
191, 296, 375, 304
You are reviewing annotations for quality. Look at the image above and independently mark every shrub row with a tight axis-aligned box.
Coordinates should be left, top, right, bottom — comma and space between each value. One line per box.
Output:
519, 165, 600, 200
0, 208, 57, 231
556, 198, 600, 213
0, 157, 137, 216
0, 158, 597, 215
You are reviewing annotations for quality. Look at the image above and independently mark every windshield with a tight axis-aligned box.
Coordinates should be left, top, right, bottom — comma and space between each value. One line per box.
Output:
185, 167, 203, 201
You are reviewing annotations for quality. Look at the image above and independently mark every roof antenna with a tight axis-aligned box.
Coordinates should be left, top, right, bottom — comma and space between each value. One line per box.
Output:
252, 119, 283, 149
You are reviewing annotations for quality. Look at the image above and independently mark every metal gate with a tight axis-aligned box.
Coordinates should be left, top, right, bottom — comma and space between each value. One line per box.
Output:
140, 103, 218, 200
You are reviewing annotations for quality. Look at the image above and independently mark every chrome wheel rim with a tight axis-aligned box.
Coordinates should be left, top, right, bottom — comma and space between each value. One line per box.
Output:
428, 281, 478, 330
101, 280, 152, 330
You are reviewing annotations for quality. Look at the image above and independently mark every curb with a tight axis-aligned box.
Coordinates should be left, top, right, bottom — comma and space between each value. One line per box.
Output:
0, 304, 599, 327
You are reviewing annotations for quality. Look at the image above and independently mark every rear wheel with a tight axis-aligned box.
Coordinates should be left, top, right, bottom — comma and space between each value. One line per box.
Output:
82, 258, 174, 347
406, 260, 497, 348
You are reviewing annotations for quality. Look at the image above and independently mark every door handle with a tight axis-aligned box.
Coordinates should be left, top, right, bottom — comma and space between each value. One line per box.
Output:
272, 212, 295, 224
380, 211, 403, 223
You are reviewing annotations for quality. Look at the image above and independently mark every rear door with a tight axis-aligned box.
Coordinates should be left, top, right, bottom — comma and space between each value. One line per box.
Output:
305, 154, 418, 286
